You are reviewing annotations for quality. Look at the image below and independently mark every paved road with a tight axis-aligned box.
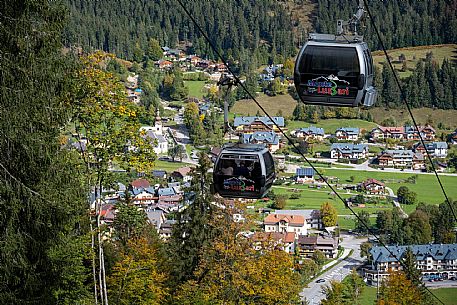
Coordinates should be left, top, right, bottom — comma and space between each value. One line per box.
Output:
300, 235, 367, 304
170, 111, 198, 165
425, 280, 457, 288
284, 158, 457, 177
385, 186, 408, 217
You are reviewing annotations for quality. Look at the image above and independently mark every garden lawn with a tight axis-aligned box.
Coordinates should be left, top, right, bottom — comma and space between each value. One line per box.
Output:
184, 80, 206, 98
231, 93, 298, 117
324, 168, 457, 205
358, 287, 457, 305
154, 159, 194, 172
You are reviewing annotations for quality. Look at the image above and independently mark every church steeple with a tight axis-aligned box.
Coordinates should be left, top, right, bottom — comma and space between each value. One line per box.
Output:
154, 108, 163, 135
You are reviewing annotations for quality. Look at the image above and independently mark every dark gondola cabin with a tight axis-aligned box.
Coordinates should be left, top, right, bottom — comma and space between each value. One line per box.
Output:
294, 34, 377, 107
213, 144, 275, 199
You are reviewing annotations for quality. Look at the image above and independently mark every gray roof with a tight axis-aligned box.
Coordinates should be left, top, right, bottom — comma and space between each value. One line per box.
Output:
434, 142, 448, 149
414, 142, 448, 151
331, 143, 368, 153
275, 209, 320, 219
384, 149, 414, 157
297, 126, 324, 136
233, 116, 285, 127
371, 244, 457, 263
241, 131, 279, 145
296, 168, 315, 177
336, 127, 359, 135
152, 170, 167, 178
144, 130, 167, 144
146, 210, 164, 230
158, 187, 175, 196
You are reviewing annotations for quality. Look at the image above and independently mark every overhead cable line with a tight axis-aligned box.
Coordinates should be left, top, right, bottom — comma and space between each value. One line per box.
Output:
362, 0, 457, 227
174, 1, 446, 304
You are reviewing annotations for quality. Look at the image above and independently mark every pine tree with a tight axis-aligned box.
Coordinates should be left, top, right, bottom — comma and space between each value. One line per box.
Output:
0, 0, 92, 303
168, 153, 220, 286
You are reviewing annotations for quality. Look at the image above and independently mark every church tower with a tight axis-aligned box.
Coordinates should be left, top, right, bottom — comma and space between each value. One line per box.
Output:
154, 108, 163, 135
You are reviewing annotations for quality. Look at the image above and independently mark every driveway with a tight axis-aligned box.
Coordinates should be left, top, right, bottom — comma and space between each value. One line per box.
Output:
300, 235, 367, 304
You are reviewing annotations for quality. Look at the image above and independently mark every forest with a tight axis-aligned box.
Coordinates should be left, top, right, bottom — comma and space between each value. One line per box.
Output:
64, 0, 457, 62
63, 0, 296, 68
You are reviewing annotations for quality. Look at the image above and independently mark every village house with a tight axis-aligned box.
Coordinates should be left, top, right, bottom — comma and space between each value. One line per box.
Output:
241, 131, 280, 152
132, 188, 157, 205
264, 213, 308, 237
364, 244, 457, 285
130, 178, 151, 190
377, 149, 425, 170
370, 126, 403, 141
370, 125, 436, 142
187, 55, 201, 66
171, 166, 193, 183
295, 167, 316, 183
413, 142, 448, 158
159, 220, 176, 240
359, 178, 385, 195
251, 232, 295, 254
157, 187, 182, 205
233, 116, 285, 135
296, 235, 339, 259
155, 59, 173, 70
335, 127, 360, 141
292, 126, 325, 141
152, 170, 167, 180
275, 209, 323, 230
100, 204, 116, 226
405, 125, 436, 141
330, 143, 369, 160
146, 208, 167, 231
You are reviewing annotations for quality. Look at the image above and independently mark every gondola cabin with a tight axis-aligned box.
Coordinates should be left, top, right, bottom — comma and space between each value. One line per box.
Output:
213, 144, 275, 199
294, 34, 377, 107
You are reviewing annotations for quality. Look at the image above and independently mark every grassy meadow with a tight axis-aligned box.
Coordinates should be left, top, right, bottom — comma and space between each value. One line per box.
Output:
372, 44, 457, 78
358, 286, 457, 305
266, 167, 457, 229
184, 80, 206, 98
154, 159, 194, 172
369, 107, 457, 130
231, 93, 298, 117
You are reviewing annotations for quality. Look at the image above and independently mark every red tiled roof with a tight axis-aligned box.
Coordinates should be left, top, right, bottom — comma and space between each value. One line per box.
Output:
379, 126, 405, 134
131, 178, 150, 189
173, 166, 192, 177
363, 178, 385, 187
264, 213, 305, 226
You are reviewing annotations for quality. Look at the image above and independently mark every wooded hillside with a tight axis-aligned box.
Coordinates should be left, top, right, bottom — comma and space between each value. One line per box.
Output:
64, 0, 296, 65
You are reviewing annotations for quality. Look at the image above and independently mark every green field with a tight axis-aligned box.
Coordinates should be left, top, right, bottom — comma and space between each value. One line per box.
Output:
231, 93, 298, 117
154, 159, 194, 172
323, 168, 457, 205
359, 286, 457, 305
369, 107, 457, 130
269, 166, 457, 229
184, 80, 206, 98
372, 44, 457, 79
286, 119, 378, 134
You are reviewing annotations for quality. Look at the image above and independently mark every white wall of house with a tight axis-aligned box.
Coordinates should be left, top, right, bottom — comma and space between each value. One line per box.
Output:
264, 221, 308, 236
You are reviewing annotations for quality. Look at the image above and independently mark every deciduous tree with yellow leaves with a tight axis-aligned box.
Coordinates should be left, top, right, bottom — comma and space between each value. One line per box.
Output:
321, 202, 338, 227
377, 270, 423, 305
173, 201, 302, 305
